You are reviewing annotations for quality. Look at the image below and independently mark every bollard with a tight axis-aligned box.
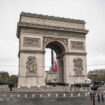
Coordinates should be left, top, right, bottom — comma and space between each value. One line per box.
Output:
97, 94, 100, 102
78, 93, 80, 97
63, 93, 66, 97
85, 92, 88, 96
25, 94, 27, 98
101, 94, 104, 102
48, 93, 51, 97
32, 94, 35, 98
93, 94, 95, 105
40, 94, 43, 98
71, 93, 73, 97
56, 94, 58, 97
3, 94, 6, 97
17, 94, 20, 98
90, 93, 92, 100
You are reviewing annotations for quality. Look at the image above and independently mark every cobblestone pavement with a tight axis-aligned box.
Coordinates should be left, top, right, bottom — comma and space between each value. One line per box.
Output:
0, 97, 105, 105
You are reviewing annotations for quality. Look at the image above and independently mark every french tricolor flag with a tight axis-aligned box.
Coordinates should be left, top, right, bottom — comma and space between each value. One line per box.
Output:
51, 50, 58, 72
53, 60, 58, 72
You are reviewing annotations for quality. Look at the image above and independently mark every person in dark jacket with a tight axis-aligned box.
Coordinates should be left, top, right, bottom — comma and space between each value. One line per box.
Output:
8, 82, 13, 91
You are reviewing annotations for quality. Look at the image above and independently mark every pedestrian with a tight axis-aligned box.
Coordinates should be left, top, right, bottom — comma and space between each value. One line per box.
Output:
8, 82, 13, 91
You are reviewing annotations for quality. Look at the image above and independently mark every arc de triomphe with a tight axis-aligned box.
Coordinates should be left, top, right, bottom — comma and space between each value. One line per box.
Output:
17, 12, 88, 87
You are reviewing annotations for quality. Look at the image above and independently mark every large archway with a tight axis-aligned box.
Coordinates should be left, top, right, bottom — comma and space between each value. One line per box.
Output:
45, 41, 66, 83
17, 12, 88, 87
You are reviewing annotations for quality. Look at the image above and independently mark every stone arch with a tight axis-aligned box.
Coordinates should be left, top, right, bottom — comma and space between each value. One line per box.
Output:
43, 37, 68, 52
17, 12, 88, 86
45, 41, 66, 83
45, 40, 66, 55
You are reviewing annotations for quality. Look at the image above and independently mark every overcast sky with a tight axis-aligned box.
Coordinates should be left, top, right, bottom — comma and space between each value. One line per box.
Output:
0, 0, 105, 75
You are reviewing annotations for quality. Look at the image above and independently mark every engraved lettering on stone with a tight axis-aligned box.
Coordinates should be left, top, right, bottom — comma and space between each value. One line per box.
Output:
44, 37, 68, 48
23, 37, 41, 47
26, 56, 37, 76
73, 58, 83, 76
71, 41, 84, 50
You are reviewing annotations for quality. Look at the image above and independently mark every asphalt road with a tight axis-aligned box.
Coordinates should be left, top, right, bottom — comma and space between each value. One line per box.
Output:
0, 97, 105, 105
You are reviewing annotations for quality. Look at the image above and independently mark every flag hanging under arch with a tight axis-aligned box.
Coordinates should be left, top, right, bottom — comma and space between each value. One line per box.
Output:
53, 59, 58, 72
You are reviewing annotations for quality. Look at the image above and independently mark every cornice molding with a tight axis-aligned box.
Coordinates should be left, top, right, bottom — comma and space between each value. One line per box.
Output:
69, 75, 86, 77
20, 12, 85, 24
20, 28, 86, 39
56, 52, 87, 58
18, 50, 45, 57
20, 49, 45, 53
64, 52, 87, 56
17, 22, 88, 38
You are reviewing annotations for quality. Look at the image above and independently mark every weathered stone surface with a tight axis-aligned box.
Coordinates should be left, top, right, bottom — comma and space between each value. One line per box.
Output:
23, 37, 41, 47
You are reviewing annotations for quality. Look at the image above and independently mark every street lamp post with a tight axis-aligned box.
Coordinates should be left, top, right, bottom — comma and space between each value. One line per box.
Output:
91, 85, 98, 105
90, 84, 105, 105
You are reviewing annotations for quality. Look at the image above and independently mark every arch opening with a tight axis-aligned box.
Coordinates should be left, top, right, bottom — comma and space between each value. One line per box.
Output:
46, 41, 65, 56
45, 41, 66, 84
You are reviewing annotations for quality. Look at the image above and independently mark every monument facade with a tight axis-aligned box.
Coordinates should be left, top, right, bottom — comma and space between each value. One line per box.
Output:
17, 12, 88, 87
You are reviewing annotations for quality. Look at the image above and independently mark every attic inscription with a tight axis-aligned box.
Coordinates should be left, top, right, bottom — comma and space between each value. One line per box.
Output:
23, 37, 41, 47
71, 41, 84, 50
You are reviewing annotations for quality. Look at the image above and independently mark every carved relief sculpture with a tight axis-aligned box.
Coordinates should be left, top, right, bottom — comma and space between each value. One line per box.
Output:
71, 41, 84, 50
26, 56, 37, 76
23, 37, 41, 47
73, 58, 83, 76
